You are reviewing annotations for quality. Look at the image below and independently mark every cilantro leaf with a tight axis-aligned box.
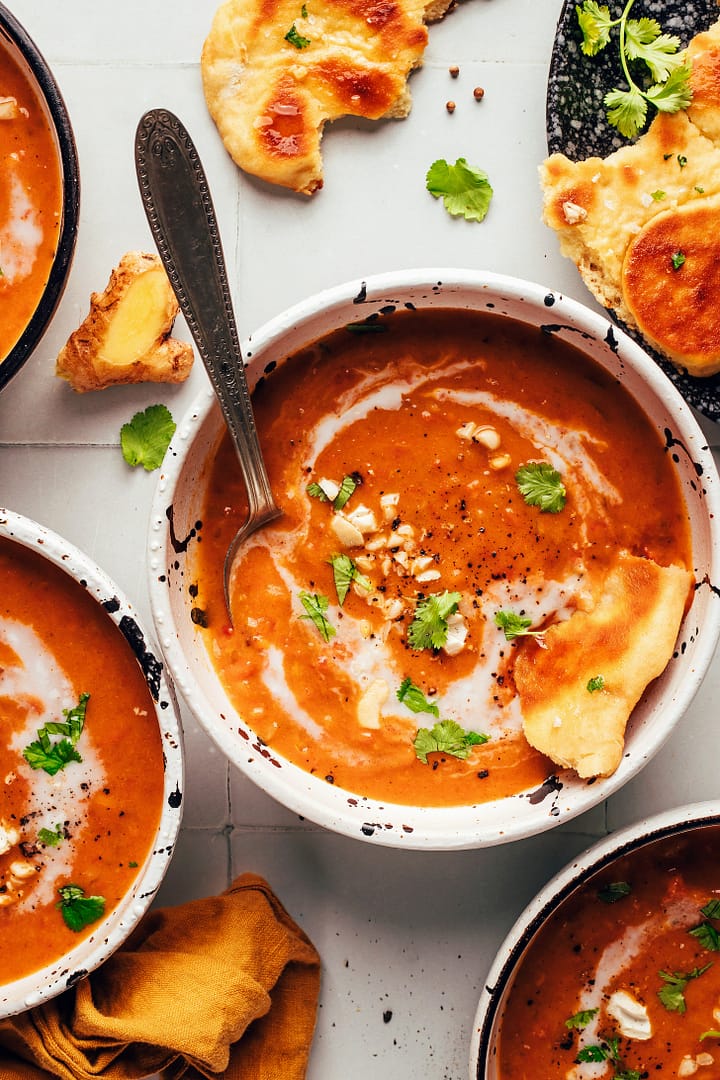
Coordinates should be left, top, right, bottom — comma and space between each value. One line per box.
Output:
689, 921, 720, 952
407, 590, 461, 650
120, 404, 176, 471
493, 609, 545, 642
657, 964, 711, 1013
426, 158, 493, 223
576, 1039, 618, 1063
515, 462, 566, 513
597, 880, 631, 903
298, 591, 335, 641
565, 1007, 599, 1030
413, 719, 488, 764
23, 693, 89, 776
38, 824, 65, 847
333, 474, 359, 511
285, 23, 311, 47
701, 899, 720, 919
329, 553, 371, 606
57, 884, 106, 932
604, 84, 648, 139
587, 674, 605, 693
24, 738, 82, 776
397, 677, 440, 718
576, 1, 615, 56
646, 64, 693, 114
624, 19, 682, 81
306, 482, 329, 502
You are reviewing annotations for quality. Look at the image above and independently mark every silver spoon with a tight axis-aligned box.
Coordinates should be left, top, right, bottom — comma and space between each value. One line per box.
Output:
135, 108, 281, 618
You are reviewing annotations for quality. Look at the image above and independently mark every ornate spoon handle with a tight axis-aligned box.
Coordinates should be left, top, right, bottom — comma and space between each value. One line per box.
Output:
134, 108, 279, 523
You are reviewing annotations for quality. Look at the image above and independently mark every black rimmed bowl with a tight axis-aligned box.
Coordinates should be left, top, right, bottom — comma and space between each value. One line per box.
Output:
470, 801, 720, 1078
148, 268, 720, 850
0, 508, 183, 1018
0, 2, 79, 392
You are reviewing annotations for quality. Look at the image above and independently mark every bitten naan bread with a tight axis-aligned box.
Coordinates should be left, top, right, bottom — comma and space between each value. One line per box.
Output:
514, 553, 691, 779
540, 15, 720, 377
201, 0, 454, 195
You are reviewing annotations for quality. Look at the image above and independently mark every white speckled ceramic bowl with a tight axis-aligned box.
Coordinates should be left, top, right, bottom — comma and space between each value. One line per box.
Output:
470, 800, 720, 1079
0, 508, 183, 1019
0, 3, 80, 391
148, 269, 720, 850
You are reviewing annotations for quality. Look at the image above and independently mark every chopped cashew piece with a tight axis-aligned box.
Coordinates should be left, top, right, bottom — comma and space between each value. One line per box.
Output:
330, 513, 365, 548
317, 477, 340, 501
0, 822, 19, 855
346, 504, 378, 535
443, 612, 467, 656
380, 493, 400, 521
0, 96, 20, 120
357, 679, 389, 729
606, 990, 652, 1040
562, 200, 588, 224
678, 1054, 714, 1076
56, 252, 194, 392
9, 860, 35, 880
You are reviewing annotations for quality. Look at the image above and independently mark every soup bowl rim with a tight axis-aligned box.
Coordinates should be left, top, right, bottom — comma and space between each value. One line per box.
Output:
148, 266, 720, 850
0, 506, 184, 1019
0, 1, 80, 392
469, 798, 720, 1080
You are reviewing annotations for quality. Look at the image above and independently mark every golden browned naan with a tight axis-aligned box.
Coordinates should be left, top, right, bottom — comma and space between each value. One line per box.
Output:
201, 0, 454, 195
539, 15, 720, 377
514, 553, 692, 779
622, 193, 720, 375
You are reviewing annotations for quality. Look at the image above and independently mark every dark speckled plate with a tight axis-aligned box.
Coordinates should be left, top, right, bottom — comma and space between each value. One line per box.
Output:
546, 0, 720, 422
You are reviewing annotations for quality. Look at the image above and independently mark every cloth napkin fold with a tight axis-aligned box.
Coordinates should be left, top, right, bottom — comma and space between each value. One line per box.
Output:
0, 873, 321, 1080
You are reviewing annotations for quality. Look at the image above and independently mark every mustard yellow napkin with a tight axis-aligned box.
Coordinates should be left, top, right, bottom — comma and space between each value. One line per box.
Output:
0, 873, 321, 1080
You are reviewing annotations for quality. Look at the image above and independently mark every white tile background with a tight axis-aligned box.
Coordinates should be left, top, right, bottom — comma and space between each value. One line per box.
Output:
3, 1, 720, 1077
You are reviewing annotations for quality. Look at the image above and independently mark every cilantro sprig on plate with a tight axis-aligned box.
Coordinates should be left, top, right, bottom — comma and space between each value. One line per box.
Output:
576, 0, 692, 139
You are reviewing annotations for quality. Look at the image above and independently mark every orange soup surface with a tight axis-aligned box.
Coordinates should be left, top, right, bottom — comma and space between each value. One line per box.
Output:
0, 40, 62, 359
498, 827, 720, 1079
0, 538, 165, 984
194, 309, 692, 806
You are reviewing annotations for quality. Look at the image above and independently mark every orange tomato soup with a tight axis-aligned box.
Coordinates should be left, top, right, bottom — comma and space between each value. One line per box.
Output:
0, 538, 165, 984
498, 826, 720, 1079
193, 309, 691, 806
0, 40, 62, 359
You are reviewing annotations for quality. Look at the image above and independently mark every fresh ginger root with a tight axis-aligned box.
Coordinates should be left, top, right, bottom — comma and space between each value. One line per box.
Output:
56, 252, 193, 392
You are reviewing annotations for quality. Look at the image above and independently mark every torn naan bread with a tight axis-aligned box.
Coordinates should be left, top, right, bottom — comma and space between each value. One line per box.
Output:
201, 0, 454, 195
514, 552, 692, 779
539, 15, 720, 377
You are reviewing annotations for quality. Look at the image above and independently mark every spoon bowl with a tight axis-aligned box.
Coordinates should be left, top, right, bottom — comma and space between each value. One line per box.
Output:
134, 108, 281, 614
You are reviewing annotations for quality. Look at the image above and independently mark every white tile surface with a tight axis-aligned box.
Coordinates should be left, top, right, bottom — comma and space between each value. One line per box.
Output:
4, 2, 719, 1078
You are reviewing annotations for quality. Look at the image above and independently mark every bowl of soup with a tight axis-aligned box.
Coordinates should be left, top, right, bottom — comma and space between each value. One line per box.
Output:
471, 801, 720, 1079
0, 508, 183, 1019
148, 268, 720, 849
0, 3, 79, 391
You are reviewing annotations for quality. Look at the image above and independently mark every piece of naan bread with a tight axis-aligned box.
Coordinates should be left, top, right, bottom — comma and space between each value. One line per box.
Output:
513, 553, 692, 779
201, 0, 454, 195
539, 15, 720, 377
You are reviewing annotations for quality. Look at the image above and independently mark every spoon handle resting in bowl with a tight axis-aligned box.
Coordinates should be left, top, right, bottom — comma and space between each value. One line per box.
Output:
134, 107, 279, 525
